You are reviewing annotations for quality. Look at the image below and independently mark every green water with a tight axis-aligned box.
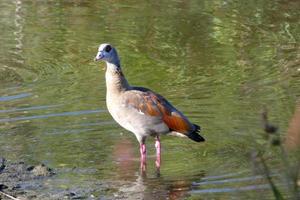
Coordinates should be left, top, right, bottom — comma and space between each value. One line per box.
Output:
0, 0, 299, 199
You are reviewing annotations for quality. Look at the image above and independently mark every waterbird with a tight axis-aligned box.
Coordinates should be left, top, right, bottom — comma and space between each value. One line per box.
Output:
94, 43, 205, 170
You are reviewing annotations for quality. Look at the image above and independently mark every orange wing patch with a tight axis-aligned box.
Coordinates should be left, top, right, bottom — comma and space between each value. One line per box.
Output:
162, 111, 191, 133
125, 91, 193, 134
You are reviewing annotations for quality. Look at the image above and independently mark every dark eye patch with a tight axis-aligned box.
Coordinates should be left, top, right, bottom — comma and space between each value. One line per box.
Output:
105, 45, 112, 52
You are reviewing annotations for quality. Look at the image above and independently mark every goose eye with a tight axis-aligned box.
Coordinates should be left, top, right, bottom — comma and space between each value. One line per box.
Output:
105, 45, 112, 52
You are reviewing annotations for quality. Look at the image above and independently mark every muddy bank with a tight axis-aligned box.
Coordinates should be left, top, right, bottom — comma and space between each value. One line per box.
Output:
0, 157, 54, 199
0, 158, 100, 200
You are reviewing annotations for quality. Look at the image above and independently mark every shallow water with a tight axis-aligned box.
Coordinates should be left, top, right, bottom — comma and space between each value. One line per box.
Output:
0, 0, 299, 199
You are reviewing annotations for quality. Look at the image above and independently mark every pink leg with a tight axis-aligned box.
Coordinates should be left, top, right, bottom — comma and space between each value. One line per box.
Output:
140, 143, 146, 172
155, 136, 161, 170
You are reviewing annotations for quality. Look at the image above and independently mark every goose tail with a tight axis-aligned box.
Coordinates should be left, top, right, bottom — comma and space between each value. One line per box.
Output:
188, 124, 205, 142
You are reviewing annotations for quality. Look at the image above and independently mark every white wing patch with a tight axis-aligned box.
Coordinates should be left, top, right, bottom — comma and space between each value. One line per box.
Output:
138, 109, 145, 115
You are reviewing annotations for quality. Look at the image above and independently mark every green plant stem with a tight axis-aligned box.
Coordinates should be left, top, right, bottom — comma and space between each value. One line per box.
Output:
259, 153, 284, 200
279, 144, 300, 200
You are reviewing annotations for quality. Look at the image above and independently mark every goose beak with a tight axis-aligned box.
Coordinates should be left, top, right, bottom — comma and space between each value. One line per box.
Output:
94, 51, 104, 61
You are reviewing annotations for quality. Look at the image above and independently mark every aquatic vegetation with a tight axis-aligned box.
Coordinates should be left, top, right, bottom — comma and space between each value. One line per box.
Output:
252, 106, 300, 200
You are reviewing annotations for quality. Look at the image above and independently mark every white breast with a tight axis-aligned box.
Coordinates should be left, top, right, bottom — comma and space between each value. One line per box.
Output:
107, 98, 136, 133
106, 97, 169, 138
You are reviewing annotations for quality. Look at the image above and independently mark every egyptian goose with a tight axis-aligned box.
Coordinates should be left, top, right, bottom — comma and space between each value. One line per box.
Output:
94, 43, 205, 169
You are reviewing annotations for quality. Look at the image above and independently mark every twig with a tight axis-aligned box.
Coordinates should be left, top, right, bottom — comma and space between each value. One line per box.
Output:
258, 154, 284, 200
0, 191, 20, 200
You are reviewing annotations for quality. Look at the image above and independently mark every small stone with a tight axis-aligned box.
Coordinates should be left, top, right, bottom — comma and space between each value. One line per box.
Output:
12, 184, 21, 190
32, 164, 54, 177
0, 158, 5, 172
26, 166, 34, 171
0, 184, 8, 190
68, 192, 76, 196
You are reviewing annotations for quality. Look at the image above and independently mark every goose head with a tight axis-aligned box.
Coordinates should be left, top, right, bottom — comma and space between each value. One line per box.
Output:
94, 43, 120, 67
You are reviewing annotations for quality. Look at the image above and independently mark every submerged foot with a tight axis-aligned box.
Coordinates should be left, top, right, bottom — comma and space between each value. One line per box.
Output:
155, 136, 161, 173
140, 143, 147, 173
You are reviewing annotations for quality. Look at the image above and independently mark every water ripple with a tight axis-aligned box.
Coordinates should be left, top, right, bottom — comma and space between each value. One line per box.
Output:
0, 109, 105, 123
200, 171, 248, 181
191, 184, 271, 194
193, 175, 265, 186
0, 93, 32, 101
0, 104, 61, 113
44, 128, 97, 136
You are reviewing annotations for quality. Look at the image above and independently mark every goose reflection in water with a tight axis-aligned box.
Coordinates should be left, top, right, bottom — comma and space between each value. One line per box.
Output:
112, 137, 201, 199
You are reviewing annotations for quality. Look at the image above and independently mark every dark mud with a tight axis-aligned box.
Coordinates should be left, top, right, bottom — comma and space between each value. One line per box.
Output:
0, 157, 54, 199
0, 158, 106, 200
